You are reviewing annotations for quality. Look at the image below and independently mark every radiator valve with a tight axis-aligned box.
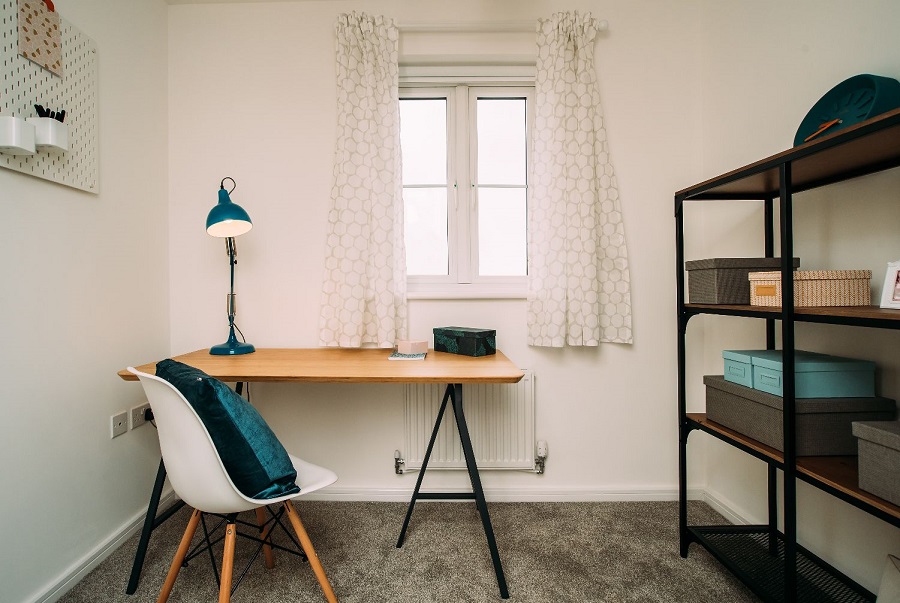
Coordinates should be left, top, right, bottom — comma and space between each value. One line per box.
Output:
535, 440, 548, 475
394, 449, 405, 475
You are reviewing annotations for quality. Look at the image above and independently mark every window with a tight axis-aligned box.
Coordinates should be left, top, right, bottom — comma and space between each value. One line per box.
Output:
400, 85, 533, 298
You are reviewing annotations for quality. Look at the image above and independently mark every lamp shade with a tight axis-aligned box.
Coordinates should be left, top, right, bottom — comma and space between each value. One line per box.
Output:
207, 188, 252, 238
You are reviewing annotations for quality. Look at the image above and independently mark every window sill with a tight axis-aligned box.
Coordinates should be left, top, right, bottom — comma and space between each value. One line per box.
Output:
406, 283, 528, 300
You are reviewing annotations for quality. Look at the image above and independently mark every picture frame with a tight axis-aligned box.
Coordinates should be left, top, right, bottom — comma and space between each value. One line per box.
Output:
879, 260, 900, 309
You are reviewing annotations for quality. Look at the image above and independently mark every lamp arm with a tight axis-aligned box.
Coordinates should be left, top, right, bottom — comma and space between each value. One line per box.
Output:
226, 237, 237, 295
226, 237, 237, 325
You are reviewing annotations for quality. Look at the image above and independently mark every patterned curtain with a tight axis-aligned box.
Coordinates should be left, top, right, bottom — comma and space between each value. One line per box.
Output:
527, 12, 633, 347
319, 12, 408, 348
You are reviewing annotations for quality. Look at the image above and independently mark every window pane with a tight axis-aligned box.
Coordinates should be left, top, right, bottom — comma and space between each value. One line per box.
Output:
476, 98, 526, 185
400, 99, 447, 185
477, 187, 526, 276
403, 187, 449, 276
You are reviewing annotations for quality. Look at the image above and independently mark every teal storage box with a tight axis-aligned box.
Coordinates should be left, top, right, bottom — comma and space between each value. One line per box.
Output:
723, 350, 754, 388
433, 326, 496, 357
751, 350, 875, 398
723, 349, 876, 397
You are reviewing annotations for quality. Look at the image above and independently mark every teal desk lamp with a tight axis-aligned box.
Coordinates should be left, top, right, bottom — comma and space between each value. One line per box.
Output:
207, 177, 255, 355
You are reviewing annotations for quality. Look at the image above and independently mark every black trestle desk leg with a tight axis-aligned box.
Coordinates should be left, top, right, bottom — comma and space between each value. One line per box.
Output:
396, 384, 452, 548
396, 383, 509, 599
127, 459, 185, 594
451, 383, 509, 599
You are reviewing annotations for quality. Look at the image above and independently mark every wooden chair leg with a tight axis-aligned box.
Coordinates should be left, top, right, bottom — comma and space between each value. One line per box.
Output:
284, 502, 339, 603
218, 521, 237, 603
158, 508, 201, 603
255, 507, 276, 569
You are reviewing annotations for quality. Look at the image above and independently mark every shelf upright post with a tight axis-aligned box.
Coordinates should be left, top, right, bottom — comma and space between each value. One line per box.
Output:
778, 162, 798, 599
764, 197, 776, 349
675, 194, 691, 557
764, 196, 779, 556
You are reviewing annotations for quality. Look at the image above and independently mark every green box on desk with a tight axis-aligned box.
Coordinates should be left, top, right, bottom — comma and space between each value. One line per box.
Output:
723, 349, 875, 398
433, 327, 496, 357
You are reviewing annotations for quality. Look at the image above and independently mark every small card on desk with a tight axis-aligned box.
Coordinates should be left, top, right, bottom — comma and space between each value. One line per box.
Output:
388, 351, 426, 361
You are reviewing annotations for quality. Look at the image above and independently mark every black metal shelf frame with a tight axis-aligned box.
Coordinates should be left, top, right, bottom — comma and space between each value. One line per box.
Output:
687, 526, 873, 603
675, 110, 900, 602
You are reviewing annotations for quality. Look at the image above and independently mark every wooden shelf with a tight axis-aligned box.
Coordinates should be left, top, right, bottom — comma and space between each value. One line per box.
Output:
676, 107, 900, 201
687, 413, 900, 523
684, 304, 900, 328
687, 412, 784, 462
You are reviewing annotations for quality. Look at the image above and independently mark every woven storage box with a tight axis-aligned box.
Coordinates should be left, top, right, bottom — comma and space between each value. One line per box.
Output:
749, 270, 871, 307
722, 349, 875, 398
685, 257, 799, 304
704, 375, 896, 455
852, 421, 900, 505
433, 326, 496, 357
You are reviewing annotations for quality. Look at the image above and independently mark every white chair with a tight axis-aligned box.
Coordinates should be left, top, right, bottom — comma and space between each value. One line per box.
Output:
127, 367, 339, 603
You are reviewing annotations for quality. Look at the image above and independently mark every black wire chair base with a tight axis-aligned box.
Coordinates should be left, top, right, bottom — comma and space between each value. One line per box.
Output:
181, 505, 309, 597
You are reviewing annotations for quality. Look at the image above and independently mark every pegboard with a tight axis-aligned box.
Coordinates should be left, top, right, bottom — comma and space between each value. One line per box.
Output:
0, 0, 98, 193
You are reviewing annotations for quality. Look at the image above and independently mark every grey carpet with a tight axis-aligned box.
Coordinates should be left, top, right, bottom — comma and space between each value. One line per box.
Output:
58, 500, 759, 602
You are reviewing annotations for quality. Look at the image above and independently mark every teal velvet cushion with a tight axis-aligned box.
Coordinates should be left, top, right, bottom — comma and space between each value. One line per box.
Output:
156, 359, 300, 500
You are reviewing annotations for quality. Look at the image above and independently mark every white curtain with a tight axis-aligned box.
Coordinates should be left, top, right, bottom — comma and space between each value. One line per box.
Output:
527, 12, 633, 347
319, 12, 408, 348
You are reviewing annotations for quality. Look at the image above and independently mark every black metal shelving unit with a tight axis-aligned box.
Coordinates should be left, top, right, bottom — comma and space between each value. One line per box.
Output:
675, 108, 900, 602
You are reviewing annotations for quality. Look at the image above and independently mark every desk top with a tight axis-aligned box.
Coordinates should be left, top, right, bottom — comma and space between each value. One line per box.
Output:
118, 348, 525, 384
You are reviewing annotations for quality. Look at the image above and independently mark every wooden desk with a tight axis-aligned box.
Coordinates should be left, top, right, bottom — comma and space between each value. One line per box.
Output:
121, 348, 524, 599
120, 347, 524, 384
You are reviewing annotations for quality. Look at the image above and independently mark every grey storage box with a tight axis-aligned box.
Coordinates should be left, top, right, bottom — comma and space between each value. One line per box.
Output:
704, 375, 896, 455
852, 421, 900, 506
685, 257, 799, 304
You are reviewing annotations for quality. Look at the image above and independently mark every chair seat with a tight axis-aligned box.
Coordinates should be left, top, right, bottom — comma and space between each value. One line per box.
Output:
290, 456, 338, 498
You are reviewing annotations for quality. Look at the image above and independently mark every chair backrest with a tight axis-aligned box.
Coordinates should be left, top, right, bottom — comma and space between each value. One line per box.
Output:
128, 367, 258, 514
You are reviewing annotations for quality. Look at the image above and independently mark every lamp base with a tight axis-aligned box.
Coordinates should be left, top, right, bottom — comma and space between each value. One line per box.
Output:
210, 327, 255, 355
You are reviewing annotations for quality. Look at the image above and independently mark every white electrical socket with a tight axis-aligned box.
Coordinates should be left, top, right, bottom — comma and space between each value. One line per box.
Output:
131, 403, 151, 429
111, 411, 128, 438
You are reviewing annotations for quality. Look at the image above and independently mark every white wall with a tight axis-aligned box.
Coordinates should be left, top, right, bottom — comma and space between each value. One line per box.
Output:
167, 0, 704, 498
692, 0, 900, 592
0, 1, 169, 602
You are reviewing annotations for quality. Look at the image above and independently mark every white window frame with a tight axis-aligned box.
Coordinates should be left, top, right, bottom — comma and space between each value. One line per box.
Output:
400, 80, 534, 300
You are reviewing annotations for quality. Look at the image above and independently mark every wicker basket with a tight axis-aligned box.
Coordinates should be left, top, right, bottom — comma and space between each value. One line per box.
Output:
749, 270, 871, 307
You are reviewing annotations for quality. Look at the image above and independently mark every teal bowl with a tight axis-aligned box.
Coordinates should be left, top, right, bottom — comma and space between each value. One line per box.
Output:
794, 74, 900, 146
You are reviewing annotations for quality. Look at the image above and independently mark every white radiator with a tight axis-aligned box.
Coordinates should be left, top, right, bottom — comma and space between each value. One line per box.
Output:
404, 371, 534, 470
